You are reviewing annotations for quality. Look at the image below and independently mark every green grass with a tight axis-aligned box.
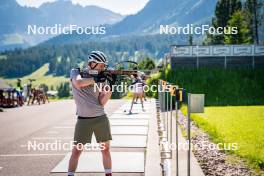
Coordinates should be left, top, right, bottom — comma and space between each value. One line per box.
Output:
2, 63, 68, 89
181, 105, 264, 169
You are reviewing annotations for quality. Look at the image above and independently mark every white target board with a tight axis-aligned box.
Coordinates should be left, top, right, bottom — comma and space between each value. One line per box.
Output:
171, 45, 264, 57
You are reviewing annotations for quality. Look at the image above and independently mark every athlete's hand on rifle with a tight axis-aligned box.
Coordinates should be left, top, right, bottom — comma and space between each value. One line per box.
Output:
92, 71, 117, 87
98, 84, 112, 106
93, 72, 107, 83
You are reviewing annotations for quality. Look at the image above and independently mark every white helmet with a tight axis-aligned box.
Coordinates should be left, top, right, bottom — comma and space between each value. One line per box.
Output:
88, 51, 108, 65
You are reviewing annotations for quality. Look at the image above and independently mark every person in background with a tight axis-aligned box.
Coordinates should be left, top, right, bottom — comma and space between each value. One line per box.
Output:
129, 73, 145, 114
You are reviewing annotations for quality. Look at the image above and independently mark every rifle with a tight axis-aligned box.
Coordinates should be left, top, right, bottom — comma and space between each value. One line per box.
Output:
79, 68, 138, 85
79, 60, 140, 85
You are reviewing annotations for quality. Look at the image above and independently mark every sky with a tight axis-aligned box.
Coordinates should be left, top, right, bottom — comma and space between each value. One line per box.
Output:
16, 0, 149, 15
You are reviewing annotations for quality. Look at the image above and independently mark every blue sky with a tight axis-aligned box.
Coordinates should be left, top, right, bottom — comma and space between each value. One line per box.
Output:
16, 0, 149, 15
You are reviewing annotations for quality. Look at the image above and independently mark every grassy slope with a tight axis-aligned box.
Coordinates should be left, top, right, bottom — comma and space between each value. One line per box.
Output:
2, 63, 68, 88
165, 67, 264, 106
181, 105, 264, 169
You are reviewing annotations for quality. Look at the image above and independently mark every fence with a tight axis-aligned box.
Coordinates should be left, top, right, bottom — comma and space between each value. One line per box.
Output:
157, 79, 205, 176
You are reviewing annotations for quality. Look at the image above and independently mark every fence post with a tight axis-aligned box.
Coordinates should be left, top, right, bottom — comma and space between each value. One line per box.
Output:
224, 56, 227, 69
196, 45, 199, 69
252, 55, 255, 69
166, 89, 169, 141
175, 100, 179, 176
187, 93, 191, 176
186, 93, 205, 176
163, 84, 166, 112
170, 91, 173, 145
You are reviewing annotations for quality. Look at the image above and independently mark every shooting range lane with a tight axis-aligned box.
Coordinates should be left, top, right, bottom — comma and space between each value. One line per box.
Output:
51, 152, 145, 173
110, 119, 149, 126
112, 101, 154, 114
110, 126, 148, 135
51, 99, 161, 174
113, 109, 151, 114
108, 114, 150, 119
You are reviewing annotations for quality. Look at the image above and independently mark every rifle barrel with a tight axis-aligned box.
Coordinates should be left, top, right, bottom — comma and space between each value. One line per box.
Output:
106, 70, 138, 75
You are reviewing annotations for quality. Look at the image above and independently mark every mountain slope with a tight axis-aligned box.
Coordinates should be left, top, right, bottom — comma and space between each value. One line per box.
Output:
0, 0, 123, 51
108, 0, 217, 35
44, 0, 217, 45
38, 1, 122, 26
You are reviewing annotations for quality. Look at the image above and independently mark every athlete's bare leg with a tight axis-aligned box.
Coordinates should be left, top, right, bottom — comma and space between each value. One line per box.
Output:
68, 144, 83, 173
100, 141, 112, 170
129, 94, 136, 114
139, 93, 144, 111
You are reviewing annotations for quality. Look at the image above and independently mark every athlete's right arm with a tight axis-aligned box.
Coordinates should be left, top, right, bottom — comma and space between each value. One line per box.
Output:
70, 69, 95, 88
72, 75, 95, 88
